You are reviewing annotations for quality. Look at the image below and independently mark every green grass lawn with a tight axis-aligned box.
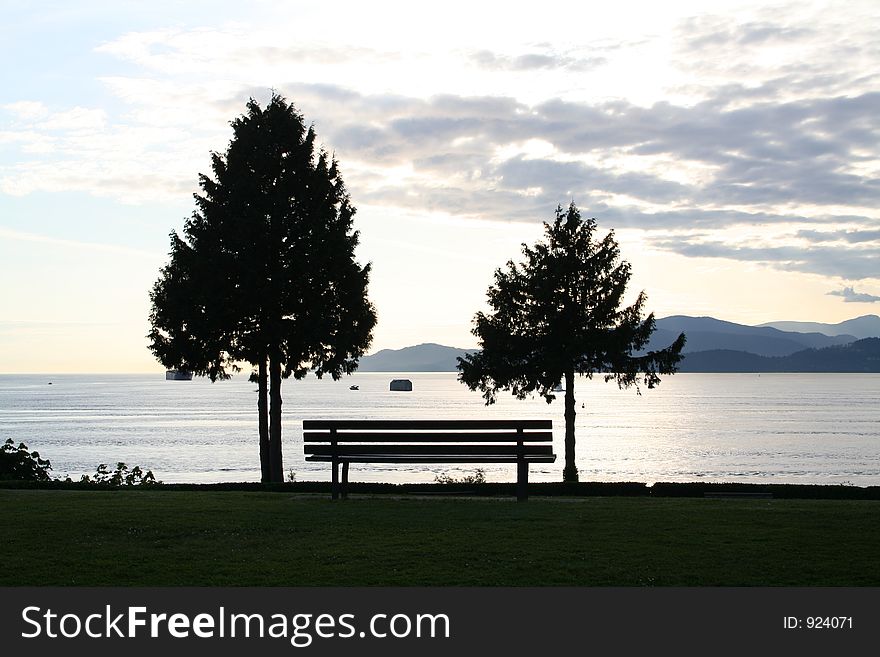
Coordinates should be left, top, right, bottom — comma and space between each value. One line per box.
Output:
1, 490, 877, 586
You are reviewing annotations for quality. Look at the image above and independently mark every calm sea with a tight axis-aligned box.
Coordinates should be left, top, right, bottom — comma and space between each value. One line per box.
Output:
1, 372, 878, 486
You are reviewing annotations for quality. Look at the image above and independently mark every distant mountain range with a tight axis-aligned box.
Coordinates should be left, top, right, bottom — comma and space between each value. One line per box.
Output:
679, 338, 880, 372
357, 315, 880, 372
647, 316, 857, 357
758, 315, 880, 339
358, 343, 475, 372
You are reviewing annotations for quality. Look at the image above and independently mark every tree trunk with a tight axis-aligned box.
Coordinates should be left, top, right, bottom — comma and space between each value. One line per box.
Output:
269, 352, 284, 483
258, 356, 270, 483
563, 368, 578, 482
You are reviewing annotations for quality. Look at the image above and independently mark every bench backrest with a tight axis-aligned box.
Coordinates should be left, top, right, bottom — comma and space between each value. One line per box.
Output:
303, 419, 554, 458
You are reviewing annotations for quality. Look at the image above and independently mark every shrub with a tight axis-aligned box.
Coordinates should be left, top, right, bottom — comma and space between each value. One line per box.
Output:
434, 468, 486, 485
0, 439, 52, 481
1, 439, 160, 486
78, 462, 160, 487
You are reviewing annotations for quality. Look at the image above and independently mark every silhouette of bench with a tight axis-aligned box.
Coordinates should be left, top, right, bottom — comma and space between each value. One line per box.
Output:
303, 419, 555, 501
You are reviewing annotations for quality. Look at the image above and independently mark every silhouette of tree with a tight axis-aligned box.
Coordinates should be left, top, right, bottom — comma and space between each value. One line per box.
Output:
1, 439, 52, 481
457, 203, 685, 482
149, 94, 376, 482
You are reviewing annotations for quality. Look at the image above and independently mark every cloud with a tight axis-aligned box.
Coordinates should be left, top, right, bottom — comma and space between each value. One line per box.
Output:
5, 79, 879, 225
797, 229, 880, 244
0, 96, 218, 201
96, 26, 410, 78
40, 107, 107, 131
682, 17, 815, 50
3, 5, 879, 284
471, 49, 606, 72
827, 286, 880, 303
492, 156, 690, 204
651, 237, 880, 280
265, 82, 880, 216
3, 101, 49, 120
9, 78, 878, 280
669, 6, 880, 108
329, 88, 880, 209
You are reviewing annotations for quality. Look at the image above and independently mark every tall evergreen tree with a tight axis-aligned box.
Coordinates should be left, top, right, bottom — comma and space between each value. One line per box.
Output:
149, 94, 376, 482
458, 203, 685, 482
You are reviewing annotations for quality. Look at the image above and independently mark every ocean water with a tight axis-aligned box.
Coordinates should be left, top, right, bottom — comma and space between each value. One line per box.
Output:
1, 372, 878, 486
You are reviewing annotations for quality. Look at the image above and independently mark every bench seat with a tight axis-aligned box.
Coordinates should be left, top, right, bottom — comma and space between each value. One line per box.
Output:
303, 419, 555, 501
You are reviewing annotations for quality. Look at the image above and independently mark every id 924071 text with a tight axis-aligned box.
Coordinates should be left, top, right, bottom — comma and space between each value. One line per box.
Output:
783, 616, 853, 630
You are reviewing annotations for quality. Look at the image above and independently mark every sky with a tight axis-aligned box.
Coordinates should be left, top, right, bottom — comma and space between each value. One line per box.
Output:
1, 0, 879, 373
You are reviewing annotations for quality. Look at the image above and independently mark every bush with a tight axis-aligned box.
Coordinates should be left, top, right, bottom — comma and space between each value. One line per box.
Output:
78, 462, 160, 487
1, 439, 160, 486
434, 468, 486, 485
0, 439, 52, 481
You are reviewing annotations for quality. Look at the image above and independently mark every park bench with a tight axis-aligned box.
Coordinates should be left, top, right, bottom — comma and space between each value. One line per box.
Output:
303, 419, 555, 501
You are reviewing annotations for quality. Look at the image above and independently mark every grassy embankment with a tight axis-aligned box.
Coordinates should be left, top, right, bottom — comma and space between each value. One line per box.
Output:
1, 489, 878, 586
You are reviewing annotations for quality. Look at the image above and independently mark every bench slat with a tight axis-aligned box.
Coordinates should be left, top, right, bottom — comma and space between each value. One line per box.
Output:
303, 431, 553, 443
306, 455, 557, 463
305, 444, 554, 456
303, 419, 552, 430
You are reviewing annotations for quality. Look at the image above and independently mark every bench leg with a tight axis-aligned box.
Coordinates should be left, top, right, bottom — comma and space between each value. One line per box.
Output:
331, 458, 339, 500
517, 460, 528, 502
342, 462, 350, 500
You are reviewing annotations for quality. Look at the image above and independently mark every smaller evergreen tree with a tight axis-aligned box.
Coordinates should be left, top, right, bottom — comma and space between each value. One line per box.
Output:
458, 203, 685, 482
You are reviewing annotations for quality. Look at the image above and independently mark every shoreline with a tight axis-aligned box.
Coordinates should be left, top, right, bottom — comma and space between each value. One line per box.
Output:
2, 478, 878, 499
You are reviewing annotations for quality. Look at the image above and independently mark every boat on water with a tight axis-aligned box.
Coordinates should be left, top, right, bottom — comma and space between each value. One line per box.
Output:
165, 370, 193, 381
349, 385, 359, 390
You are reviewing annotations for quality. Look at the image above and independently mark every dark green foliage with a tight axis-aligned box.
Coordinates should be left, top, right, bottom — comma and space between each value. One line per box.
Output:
0, 439, 52, 481
458, 203, 685, 481
148, 93, 376, 482
78, 462, 160, 487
